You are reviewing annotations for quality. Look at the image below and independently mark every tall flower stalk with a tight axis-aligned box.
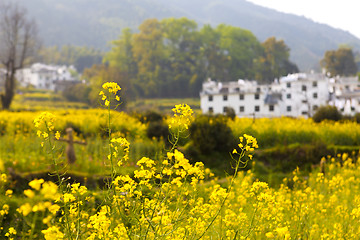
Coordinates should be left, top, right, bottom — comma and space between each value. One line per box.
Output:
33, 112, 62, 185
99, 82, 122, 188
197, 134, 259, 239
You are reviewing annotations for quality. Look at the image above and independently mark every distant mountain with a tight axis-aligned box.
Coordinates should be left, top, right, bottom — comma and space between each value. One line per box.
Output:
15, 0, 360, 71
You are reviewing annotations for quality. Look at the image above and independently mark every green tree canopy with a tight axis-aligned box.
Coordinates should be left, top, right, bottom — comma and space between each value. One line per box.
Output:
321, 47, 358, 77
216, 24, 263, 81
255, 37, 298, 83
93, 18, 298, 100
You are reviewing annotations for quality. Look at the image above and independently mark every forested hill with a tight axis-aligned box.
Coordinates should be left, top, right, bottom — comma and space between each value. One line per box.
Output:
15, 0, 360, 71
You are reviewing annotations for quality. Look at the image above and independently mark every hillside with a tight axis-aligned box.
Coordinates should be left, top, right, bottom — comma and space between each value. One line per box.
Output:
14, 0, 360, 71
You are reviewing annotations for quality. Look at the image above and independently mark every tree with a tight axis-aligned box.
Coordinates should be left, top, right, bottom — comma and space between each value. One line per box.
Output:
161, 18, 202, 97
104, 28, 138, 96
0, 2, 38, 109
312, 105, 342, 123
321, 47, 358, 77
199, 24, 229, 81
255, 37, 298, 83
132, 19, 166, 97
105, 28, 137, 77
216, 24, 263, 81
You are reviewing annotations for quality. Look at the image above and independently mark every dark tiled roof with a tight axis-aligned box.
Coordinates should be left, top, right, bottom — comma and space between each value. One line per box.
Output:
264, 93, 282, 104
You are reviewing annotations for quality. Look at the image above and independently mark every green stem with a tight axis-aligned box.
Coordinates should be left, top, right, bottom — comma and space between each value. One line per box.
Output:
75, 200, 81, 240
64, 203, 73, 240
106, 96, 117, 197
45, 121, 62, 187
244, 207, 258, 238
28, 211, 38, 240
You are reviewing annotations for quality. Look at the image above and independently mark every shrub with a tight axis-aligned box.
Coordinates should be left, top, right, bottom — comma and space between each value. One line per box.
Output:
354, 112, 360, 123
62, 83, 91, 103
189, 115, 236, 154
224, 107, 236, 120
312, 105, 342, 123
146, 121, 169, 141
137, 111, 163, 124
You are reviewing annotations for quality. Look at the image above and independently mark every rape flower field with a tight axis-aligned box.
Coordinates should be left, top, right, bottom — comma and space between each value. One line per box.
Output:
1, 82, 360, 239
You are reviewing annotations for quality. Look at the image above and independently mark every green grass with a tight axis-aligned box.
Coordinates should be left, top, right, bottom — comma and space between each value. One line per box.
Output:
126, 98, 201, 115
11, 89, 200, 114
12, 90, 89, 111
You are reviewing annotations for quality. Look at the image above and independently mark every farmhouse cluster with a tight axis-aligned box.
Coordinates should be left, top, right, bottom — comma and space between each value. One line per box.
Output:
200, 73, 360, 118
15, 63, 80, 92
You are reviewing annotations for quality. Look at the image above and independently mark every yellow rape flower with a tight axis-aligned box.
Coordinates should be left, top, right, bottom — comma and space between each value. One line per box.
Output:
0, 204, 9, 215
63, 193, 76, 203
29, 178, 44, 191
48, 204, 60, 215
41, 181, 59, 200
5, 189, 13, 197
275, 226, 289, 236
5, 227, 17, 237
55, 131, 60, 140
111, 137, 130, 165
169, 104, 193, 130
42, 226, 64, 240
33, 112, 56, 132
24, 189, 35, 199
137, 157, 155, 168
265, 232, 275, 238
17, 203, 32, 216
102, 82, 121, 95
100, 82, 121, 106
0, 173, 7, 183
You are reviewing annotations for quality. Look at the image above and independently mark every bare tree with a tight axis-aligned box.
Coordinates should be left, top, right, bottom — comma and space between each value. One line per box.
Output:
0, 2, 38, 109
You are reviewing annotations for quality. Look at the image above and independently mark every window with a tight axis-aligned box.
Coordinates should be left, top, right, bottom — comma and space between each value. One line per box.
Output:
255, 94, 260, 100
313, 105, 318, 111
302, 85, 307, 91
313, 93, 318, 99
351, 107, 356, 111
286, 93, 291, 99
287, 106, 292, 112
223, 95, 228, 101
286, 82, 291, 88
313, 81, 317, 87
302, 100, 308, 103
235, 87, 240, 92
240, 106, 244, 112
256, 87, 260, 92
302, 111, 308, 115
269, 105, 274, 112
208, 95, 213, 101
208, 107, 213, 113
239, 94, 244, 100
255, 106, 260, 112
223, 107, 228, 113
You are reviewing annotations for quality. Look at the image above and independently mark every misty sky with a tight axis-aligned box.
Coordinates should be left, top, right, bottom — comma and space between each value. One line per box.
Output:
247, 0, 360, 39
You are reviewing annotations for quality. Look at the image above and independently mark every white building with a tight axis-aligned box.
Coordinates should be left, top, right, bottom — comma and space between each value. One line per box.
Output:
16, 63, 79, 91
329, 76, 360, 115
279, 73, 329, 117
200, 73, 360, 118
